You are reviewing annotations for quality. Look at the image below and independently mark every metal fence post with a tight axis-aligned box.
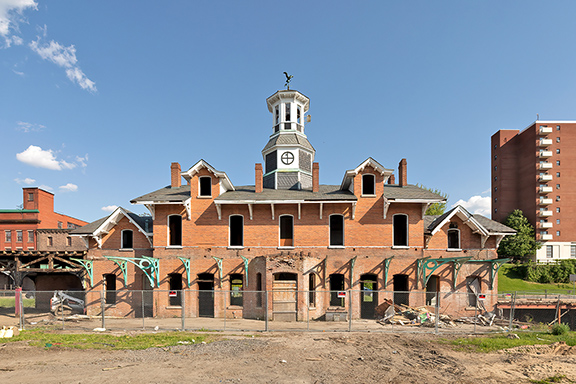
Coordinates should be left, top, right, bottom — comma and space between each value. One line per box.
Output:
61, 294, 65, 330
434, 292, 439, 335
306, 289, 310, 332
265, 288, 269, 332
474, 301, 477, 335
223, 289, 227, 331
508, 291, 516, 331
101, 291, 105, 330
141, 290, 145, 330
348, 290, 352, 332
181, 289, 185, 331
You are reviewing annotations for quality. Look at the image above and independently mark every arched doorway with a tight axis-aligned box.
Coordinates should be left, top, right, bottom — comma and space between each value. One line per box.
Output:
273, 272, 297, 321
360, 274, 378, 319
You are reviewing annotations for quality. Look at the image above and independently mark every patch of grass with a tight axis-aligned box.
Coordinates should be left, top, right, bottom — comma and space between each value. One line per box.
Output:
530, 374, 570, 384
0, 297, 35, 308
5, 330, 216, 350
449, 331, 576, 353
498, 265, 573, 294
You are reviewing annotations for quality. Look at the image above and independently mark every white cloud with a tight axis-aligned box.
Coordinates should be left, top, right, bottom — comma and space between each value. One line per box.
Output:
452, 195, 491, 217
14, 177, 35, 184
38, 184, 52, 191
16, 121, 45, 132
76, 154, 88, 168
12, 68, 24, 76
0, 0, 36, 45
59, 183, 78, 192
16, 145, 77, 170
29, 32, 97, 92
101, 205, 118, 213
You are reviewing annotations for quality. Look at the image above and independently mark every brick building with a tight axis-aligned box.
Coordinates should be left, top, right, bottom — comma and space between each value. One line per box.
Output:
492, 121, 576, 262
0, 188, 88, 291
71, 88, 514, 320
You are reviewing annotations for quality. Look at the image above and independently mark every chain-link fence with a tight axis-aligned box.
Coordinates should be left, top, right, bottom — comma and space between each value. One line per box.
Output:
1, 289, 572, 334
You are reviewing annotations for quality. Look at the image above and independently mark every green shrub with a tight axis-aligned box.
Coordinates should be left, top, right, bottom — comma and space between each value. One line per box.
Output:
550, 323, 570, 335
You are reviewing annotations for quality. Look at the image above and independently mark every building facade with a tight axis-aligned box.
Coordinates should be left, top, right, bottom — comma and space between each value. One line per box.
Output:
70, 88, 514, 320
492, 121, 576, 262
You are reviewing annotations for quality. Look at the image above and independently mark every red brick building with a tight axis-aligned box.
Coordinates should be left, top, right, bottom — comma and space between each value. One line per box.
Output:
492, 121, 576, 262
72, 88, 514, 320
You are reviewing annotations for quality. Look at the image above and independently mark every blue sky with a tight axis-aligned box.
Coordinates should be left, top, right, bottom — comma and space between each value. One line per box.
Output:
1, 1, 576, 223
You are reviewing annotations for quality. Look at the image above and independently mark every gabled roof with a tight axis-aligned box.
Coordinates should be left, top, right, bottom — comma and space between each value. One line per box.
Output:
70, 207, 153, 237
340, 158, 394, 190
181, 159, 234, 191
425, 205, 516, 236
262, 132, 315, 153
131, 185, 190, 204
383, 184, 445, 202
215, 185, 356, 203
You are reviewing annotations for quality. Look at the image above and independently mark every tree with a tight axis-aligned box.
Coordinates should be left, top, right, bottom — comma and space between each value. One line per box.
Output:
497, 209, 541, 261
417, 185, 448, 215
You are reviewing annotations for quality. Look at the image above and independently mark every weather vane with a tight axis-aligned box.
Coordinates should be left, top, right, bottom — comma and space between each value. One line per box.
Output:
283, 72, 293, 90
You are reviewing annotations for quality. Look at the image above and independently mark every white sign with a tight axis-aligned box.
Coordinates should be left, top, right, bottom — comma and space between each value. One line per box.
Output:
337, 291, 346, 298
478, 294, 486, 301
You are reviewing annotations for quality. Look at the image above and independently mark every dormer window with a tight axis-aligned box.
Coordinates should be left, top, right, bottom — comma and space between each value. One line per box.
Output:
199, 176, 212, 197
121, 230, 133, 249
362, 174, 375, 196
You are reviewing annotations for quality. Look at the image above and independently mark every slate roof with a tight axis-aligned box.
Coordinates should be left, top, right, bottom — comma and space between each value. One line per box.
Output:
131, 185, 191, 204
383, 184, 445, 201
425, 206, 515, 235
70, 209, 153, 235
262, 133, 315, 152
215, 185, 356, 202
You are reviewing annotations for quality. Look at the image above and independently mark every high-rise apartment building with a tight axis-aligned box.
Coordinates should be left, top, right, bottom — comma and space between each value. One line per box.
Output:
492, 121, 576, 262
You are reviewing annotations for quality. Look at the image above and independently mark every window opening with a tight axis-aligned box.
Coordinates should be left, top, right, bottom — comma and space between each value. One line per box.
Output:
47, 236, 53, 246
308, 273, 316, 307
547, 245, 553, 258
104, 274, 117, 305
285, 103, 291, 121
16, 231, 22, 242
66, 237, 72, 246
447, 229, 460, 249
329, 215, 344, 247
229, 215, 243, 247
121, 230, 133, 249
27, 230, 34, 243
4, 231, 11, 243
168, 215, 182, 246
393, 274, 409, 306
466, 276, 481, 307
279, 215, 294, 247
256, 273, 263, 307
28, 193, 34, 201
329, 273, 345, 307
393, 214, 408, 247
229, 273, 243, 306
168, 273, 182, 306
362, 174, 375, 195
426, 275, 439, 305
199, 176, 212, 197
297, 106, 301, 124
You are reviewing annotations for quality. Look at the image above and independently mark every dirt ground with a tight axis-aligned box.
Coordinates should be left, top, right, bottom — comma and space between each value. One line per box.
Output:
1, 331, 576, 384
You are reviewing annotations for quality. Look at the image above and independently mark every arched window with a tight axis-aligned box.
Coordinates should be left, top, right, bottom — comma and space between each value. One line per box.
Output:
229, 215, 244, 247
393, 214, 408, 247
362, 174, 375, 195
168, 215, 182, 246
199, 176, 212, 197
279, 215, 294, 247
121, 229, 133, 249
329, 214, 344, 247
447, 229, 460, 249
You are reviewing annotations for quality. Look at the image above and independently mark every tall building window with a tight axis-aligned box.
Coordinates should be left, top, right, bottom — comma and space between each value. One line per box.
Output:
557, 231, 561, 236
229, 274, 243, 306
121, 230, 133, 249
27, 193, 34, 201
557, 184, 560, 189
229, 215, 244, 247
362, 174, 375, 195
168, 215, 182, 246
329, 215, 344, 247
546, 245, 553, 258
557, 219, 560, 224
557, 125, 561, 130
16, 230, 23, 242
393, 214, 408, 247
557, 149, 560, 154
556, 137, 560, 143
27, 230, 34, 243
557, 207, 561, 213
279, 215, 294, 247
199, 176, 212, 197
556, 196, 561, 202
571, 245, 576, 258
557, 160, 561, 166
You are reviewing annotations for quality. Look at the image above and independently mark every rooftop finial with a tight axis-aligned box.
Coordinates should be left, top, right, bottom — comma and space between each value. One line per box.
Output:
283, 72, 293, 90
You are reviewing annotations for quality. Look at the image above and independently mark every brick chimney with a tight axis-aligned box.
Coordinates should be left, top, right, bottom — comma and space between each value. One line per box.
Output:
171, 162, 181, 188
388, 174, 396, 185
398, 159, 407, 187
312, 162, 319, 192
255, 163, 263, 193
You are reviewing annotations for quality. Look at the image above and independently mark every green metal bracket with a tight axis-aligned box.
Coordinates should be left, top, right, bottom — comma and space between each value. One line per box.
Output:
466, 258, 510, 289
383, 257, 394, 287
240, 255, 249, 287
70, 258, 93, 287
350, 256, 357, 287
178, 257, 191, 287
212, 256, 223, 288
418, 256, 471, 290
416, 256, 431, 288
104, 256, 160, 288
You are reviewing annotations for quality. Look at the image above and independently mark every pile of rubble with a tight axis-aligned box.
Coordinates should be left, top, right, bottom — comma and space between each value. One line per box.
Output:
376, 299, 496, 328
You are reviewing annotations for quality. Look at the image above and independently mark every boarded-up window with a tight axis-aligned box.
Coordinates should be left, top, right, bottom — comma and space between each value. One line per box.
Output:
199, 176, 212, 197
279, 215, 294, 247
168, 215, 182, 246
393, 214, 408, 246
229, 215, 243, 247
329, 215, 344, 246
